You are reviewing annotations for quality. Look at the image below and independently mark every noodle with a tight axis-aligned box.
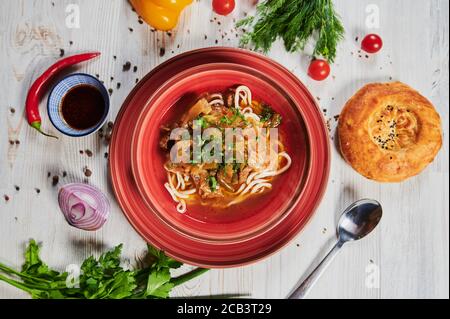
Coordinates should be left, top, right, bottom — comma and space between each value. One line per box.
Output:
226, 152, 292, 207
209, 93, 223, 100
209, 99, 224, 106
243, 112, 261, 122
240, 179, 270, 196
176, 201, 187, 214
208, 93, 224, 106
234, 85, 252, 110
251, 183, 272, 193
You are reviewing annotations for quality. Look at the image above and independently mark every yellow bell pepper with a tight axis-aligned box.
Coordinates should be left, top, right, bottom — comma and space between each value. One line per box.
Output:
130, 0, 193, 31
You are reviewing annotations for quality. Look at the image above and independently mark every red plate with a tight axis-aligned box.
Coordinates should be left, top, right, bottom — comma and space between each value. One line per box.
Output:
109, 48, 330, 267
131, 63, 309, 241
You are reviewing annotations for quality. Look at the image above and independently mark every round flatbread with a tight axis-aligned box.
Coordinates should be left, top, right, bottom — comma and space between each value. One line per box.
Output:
338, 82, 442, 182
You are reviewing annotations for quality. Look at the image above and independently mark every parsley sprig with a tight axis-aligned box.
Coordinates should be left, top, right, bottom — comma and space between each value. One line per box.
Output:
0, 240, 208, 299
237, 0, 345, 63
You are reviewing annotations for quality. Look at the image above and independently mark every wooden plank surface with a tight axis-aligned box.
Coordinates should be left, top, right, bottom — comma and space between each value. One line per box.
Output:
0, 0, 448, 299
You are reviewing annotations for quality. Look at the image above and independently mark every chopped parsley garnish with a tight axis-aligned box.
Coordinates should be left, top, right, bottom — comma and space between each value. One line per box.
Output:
194, 117, 210, 129
220, 108, 248, 126
260, 105, 275, 122
208, 176, 218, 191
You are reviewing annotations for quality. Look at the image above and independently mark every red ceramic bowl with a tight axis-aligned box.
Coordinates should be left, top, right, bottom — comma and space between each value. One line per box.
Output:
131, 63, 309, 242
109, 48, 330, 267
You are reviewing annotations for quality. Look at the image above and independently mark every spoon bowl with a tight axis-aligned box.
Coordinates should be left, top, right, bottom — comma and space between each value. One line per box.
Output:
338, 199, 383, 243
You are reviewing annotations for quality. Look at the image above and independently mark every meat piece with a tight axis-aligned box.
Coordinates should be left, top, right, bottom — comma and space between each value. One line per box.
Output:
239, 166, 252, 184
191, 167, 224, 199
231, 172, 239, 185
159, 125, 176, 150
259, 105, 282, 128
190, 166, 203, 180
266, 113, 282, 128
190, 166, 208, 189
217, 174, 235, 192
202, 162, 219, 170
181, 98, 212, 125
216, 165, 233, 186
217, 164, 235, 192
199, 181, 224, 199
159, 132, 171, 150
223, 164, 234, 183
251, 101, 264, 114
166, 163, 193, 175
224, 90, 235, 108
211, 105, 226, 114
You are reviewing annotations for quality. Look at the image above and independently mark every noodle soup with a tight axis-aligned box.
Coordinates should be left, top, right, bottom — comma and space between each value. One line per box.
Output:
160, 85, 292, 217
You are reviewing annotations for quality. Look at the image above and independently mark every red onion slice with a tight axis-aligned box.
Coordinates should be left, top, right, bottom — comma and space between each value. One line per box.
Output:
58, 183, 110, 231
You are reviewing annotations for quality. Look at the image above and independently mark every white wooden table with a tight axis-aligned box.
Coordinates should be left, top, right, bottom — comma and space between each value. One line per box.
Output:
0, 0, 448, 299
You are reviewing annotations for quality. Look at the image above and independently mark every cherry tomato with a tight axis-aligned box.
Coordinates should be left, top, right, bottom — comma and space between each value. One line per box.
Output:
212, 0, 235, 16
308, 59, 331, 81
361, 34, 383, 53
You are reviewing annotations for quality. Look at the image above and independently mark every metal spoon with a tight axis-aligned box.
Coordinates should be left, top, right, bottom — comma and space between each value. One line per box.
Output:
288, 199, 383, 299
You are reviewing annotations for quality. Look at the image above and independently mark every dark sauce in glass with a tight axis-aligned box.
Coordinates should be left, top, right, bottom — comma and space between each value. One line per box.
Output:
60, 85, 105, 130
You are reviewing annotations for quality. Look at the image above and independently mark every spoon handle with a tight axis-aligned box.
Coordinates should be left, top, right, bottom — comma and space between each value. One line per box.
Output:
288, 241, 343, 299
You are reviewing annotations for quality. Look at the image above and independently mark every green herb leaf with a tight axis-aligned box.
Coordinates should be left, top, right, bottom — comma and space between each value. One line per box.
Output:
21, 240, 65, 288
195, 117, 209, 129
260, 105, 274, 122
22, 240, 58, 278
105, 271, 137, 299
220, 108, 248, 126
0, 240, 208, 299
208, 176, 218, 192
147, 245, 183, 270
237, 0, 345, 63
220, 116, 232, 125
145, 268, 174, 299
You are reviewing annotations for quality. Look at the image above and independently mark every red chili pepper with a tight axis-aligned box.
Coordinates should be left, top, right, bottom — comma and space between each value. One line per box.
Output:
26, 52, 101, 138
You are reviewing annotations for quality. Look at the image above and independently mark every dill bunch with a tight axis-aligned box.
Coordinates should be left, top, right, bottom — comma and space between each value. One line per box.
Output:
237, 0, 345, 63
